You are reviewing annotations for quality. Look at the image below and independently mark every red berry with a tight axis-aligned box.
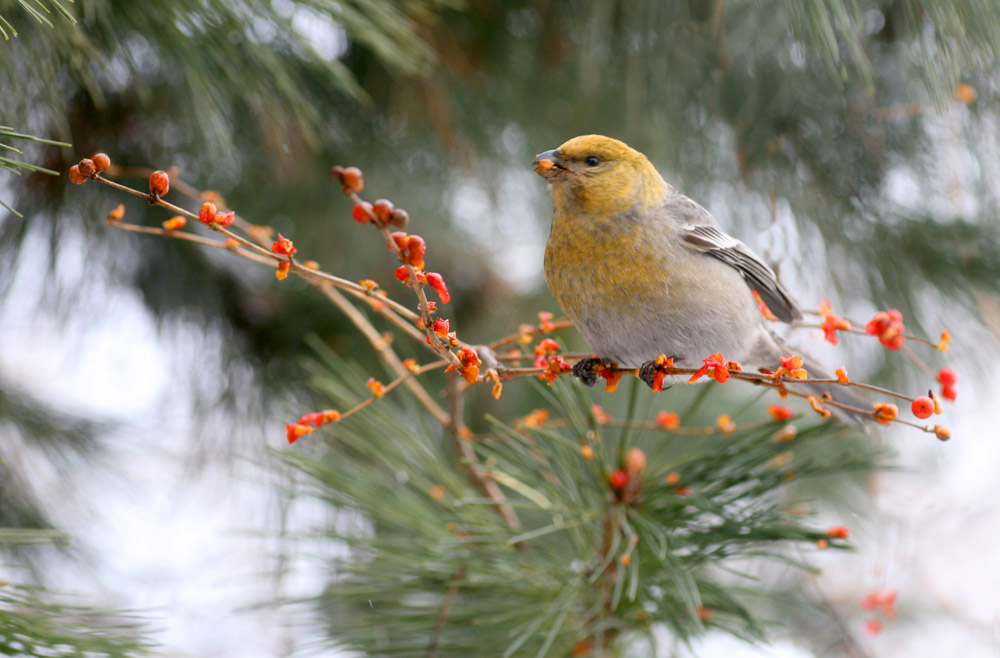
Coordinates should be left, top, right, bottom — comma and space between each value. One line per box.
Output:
911, 396, 934, 419
426, 272, 450, 304
937, 367, 957, 387
941, 385, 957, 401
77, 158, 96, 177
351, 202, 373, 223
92, 153, 111, 172
608, 469, 628, 490
371, 198, 394, 223
68, 165, 86, 184
215, 210, 235, 227
432, 317, 450, 337
149, 170, 170, 197
271, 233, 296, 256
405, 235, 426, 269
199, 201, 217, 224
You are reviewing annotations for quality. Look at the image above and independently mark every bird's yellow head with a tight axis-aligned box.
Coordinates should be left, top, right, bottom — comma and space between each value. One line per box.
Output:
534, 135, 667, 219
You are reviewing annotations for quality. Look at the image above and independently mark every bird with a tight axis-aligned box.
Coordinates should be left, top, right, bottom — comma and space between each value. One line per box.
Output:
534, 134, 864, 419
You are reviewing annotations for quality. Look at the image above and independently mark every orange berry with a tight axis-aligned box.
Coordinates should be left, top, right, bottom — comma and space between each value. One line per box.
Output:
275, 260, 291, 280
371, 198, 394, 223
665, 472, 679, 484
815, 539, 828, 550
68, 165, 86, 184
930, 391, 943, 415
107, 203, 125, 221
215, 210, 235, 227
580, 445, 594, 460
934, 425, 951, 441
77, 158, 96, 177
873, 402, 898, 425
768, 404, 794, 422
956, 83, 977, 105
621, 554, 631, 566
331, 165, 364, 194
91, 153, 111, 172
656, 411, 680, 429
162, 216, 186, 231
608, 469, 628, 490
911, 396, 934, 419
433, 317, 450, 337
826, 526, 849, 539
149, 170, 170, 197
716, 414, 735, 434
429, 485, 446, 501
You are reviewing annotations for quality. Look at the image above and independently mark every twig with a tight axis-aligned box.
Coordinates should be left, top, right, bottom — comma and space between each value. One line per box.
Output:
315, 283, 451, 427
428, 567, 465, 658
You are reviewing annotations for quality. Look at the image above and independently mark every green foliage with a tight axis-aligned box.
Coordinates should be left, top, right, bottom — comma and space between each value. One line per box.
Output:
286, 355, 881, 656
0, 126, 69, 216
0, 529, 151, 657
0, 583, 152, 657
0, 0, 75, 39
0, 0, 455, 156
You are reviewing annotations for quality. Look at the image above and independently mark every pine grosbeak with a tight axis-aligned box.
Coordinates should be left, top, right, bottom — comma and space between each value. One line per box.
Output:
535, 134, 863, 418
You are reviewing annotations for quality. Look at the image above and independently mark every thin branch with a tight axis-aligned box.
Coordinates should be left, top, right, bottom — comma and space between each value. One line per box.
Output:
428, 567, 465, 658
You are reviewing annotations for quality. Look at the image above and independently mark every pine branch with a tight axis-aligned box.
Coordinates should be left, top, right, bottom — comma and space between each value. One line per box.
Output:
0, 126, 70, 216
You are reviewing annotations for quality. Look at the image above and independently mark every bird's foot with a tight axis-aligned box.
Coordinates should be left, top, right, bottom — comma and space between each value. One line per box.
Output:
638, 355, 677, 392
572, 356, 611, 387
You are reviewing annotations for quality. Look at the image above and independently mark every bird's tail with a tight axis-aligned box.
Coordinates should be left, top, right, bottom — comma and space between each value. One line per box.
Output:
753, 329, 870, 429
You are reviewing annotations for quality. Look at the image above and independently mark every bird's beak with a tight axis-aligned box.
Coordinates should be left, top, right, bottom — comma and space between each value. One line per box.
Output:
533, 149, 564, 178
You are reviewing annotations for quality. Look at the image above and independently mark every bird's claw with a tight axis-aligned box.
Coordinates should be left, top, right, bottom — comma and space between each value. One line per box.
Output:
572, 356, 606, 387
638, 357, 676, 392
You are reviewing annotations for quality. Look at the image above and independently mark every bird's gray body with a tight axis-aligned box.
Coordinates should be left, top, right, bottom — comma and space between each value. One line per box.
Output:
545, 185, 786, 369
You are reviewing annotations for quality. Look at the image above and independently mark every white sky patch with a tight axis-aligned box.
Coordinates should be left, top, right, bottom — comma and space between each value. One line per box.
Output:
449, 165, 548, 293
291, 6, 348, 62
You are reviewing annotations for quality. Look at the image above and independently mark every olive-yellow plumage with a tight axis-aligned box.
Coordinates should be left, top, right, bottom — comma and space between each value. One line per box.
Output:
535, 135, 866, 422
536, 134, 797, 369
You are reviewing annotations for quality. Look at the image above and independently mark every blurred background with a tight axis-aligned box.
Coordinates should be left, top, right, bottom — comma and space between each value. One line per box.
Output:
1, 0, 999, 656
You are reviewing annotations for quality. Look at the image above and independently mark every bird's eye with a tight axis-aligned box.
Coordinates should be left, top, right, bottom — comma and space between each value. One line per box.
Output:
585, 156, 600, 167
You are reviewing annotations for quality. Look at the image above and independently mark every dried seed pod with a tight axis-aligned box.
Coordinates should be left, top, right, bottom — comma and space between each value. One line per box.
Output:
78, 158, 96, 177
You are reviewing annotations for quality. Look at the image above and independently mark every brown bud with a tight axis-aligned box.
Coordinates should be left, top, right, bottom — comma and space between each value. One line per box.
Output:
68, 165, 86, 184
78, 158, 96, 177
331, 165, 364, 194
389, 208, 410, 228
625, 447, 647, 475
91, 153, 111, 173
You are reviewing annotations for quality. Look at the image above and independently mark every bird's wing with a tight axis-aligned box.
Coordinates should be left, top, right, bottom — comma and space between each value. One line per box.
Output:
679, 223, 803, 324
